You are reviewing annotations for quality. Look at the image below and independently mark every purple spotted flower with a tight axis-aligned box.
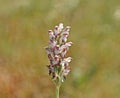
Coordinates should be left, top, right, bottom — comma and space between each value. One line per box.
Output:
45, 23, 72, 83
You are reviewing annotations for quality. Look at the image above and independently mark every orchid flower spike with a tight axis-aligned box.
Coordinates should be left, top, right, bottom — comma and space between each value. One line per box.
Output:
45, 23, 72, 84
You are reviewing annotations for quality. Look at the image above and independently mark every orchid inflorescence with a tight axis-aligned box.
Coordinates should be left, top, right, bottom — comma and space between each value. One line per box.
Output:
45, 23, 72, 84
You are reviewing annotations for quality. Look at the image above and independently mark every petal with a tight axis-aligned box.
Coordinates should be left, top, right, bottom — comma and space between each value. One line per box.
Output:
65, 42, 73, 47
54, 45, 60, 54
61, 26, 70, 36
63, 67, 71, 76
61, 50, 67, 58
49, 40, 57, 48
51, 55, 60, 66
54, 25, 60, 36
48, 30, 55, 40
59, 35, 68, 43
58, 23, 64, 32
54, 23, 64, 36
61, 57, 72, 66
45, 47, 51, 54
65, 57, 72, 62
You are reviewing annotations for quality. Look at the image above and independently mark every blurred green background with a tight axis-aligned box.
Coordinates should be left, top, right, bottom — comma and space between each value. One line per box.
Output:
0, 0, 120, 98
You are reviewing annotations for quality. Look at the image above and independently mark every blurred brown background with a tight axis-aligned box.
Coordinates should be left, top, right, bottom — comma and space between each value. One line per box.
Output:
0, 0, 120, 98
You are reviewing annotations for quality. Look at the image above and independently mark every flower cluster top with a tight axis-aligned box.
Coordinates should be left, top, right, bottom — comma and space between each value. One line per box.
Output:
45, 23, 72, 82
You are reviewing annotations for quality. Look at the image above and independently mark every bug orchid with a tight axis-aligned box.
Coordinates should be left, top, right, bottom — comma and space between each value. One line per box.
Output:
45, 23, 72, 98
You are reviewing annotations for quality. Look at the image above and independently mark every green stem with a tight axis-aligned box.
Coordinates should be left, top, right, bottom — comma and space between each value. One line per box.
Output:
56, 85, 60, 98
